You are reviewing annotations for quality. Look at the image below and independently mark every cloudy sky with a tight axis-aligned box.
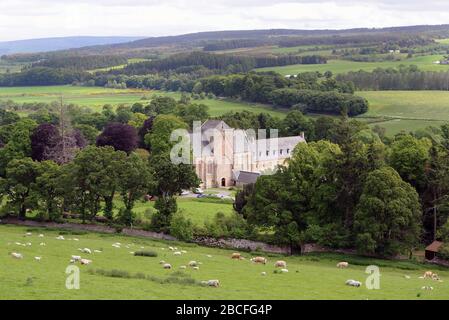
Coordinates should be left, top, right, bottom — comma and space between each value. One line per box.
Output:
0, 0, 449, 41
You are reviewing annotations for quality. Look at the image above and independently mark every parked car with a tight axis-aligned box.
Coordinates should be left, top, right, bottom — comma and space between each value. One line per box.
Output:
193, 188, 204, 194
180, 190, 190, 196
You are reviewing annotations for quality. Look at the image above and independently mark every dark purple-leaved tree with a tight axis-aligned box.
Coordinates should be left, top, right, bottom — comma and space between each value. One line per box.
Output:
96, 122, 138, 154
138, 116, 155, 149
31, 123, 60, 161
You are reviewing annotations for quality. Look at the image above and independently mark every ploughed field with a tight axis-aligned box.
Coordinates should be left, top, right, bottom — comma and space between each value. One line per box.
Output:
1, 224, 448, 300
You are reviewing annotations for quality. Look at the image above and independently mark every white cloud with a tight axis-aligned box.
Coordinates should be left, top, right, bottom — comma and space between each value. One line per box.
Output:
0, 0, 448, 41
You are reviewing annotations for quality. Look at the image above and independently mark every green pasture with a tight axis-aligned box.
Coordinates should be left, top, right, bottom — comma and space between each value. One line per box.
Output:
357, 91, 449, 135
0, 85, 287, 118
256, 55, 449, 75
1, 224, 448, 299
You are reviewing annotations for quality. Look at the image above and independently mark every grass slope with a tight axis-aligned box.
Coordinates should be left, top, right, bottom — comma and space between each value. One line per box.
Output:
1, 224, 448, 300
0, 85, 287, 118
256, 55, 449, 75
357, 91, 449, 135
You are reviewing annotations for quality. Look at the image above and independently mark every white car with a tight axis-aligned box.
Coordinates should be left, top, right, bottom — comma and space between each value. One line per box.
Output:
180, 190, 190, 196
193, 188, 204, 194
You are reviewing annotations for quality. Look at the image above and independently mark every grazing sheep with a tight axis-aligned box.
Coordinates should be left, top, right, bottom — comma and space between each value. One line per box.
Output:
168, 246, 174, 251
206, 255, 212, 258
39, 242, 46, 246
25, 232, 32, 236
26, 242, 32, 246
173, 251, 182, 256
80, 259, 92, 265
250, 257, 267, 264
82, 248, 92, 254
274, 260, 287, 268
188, 261, 198, 267
280, 269, 289, 273
11, 252, 23, 259
207, 280, 220, 287
56, 235, 65, 240
421, 286, 433, 291
404, 275, 411, 279
182, 250, 188, 254
71, 255, 81, 261
231, 253, 241, 260
73, 238, 79, 242
38, 234, 44, 238
159, 260, 166, 264
180, 266, 187, 269
432, 273, 440, 281
163, 263, 172, 269
337, 262, 349, 268
94, 250, 102, 253
345, 279, 362, 287
34, 257, 41, 261
261, 272, 267, 276
193, 266, 200, 270
112, 244, 121, 248
423, 271, 434, 278
69, 259, 75, 264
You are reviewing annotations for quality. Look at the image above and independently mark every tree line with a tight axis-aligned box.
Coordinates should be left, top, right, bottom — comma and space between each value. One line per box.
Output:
32, 55, 128, 70
235, 118, 449, 257
337, 65, 449, 91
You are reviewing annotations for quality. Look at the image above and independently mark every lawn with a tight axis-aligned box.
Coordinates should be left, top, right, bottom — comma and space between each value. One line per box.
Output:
116, 197, 234, 227
356, 91, 449, 135
1, 224, 448, 300
0, 85, 287, 118
256, 55, 449, 75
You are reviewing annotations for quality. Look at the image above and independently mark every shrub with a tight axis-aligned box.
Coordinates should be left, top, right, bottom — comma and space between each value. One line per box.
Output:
204, 212, 252, 239
169, 212, 194, 241
134, 250, 158, 257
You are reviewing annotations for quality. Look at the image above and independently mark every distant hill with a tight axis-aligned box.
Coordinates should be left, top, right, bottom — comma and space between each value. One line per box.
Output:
0, 36, 144, 55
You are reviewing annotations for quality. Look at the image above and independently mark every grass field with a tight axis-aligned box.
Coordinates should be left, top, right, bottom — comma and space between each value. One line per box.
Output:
256, 55, 449, 75
130, 197, 234, 227
1, 224, 448, 300
0, 85, 287, 118
356, 91, 449, 135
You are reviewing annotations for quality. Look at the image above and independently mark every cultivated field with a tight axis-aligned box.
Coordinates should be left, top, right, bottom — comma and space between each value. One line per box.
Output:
256, 55, 449, 75
1, 224, 448, 300
357, 91, 449, 135
0, 85, 287, 117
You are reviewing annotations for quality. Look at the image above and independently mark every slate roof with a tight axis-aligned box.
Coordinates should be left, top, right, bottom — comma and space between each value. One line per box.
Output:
234, 170, 260, 184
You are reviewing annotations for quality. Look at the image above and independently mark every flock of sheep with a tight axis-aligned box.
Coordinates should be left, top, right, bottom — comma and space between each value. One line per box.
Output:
7, 231, 446, 292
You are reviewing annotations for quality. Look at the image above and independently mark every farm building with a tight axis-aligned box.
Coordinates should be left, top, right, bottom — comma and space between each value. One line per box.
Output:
425, 241, 443, 260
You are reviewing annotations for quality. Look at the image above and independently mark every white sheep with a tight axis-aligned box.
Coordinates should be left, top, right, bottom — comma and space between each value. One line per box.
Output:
163, 263, 172, 269
173, 251, 182, 256
56, 235, 65, 240
261, 272, 267, 276
207, 280, 220, 287
38, 234, 44, 238
193, 266, 200, 271
11, 252, 23, 259
80, 259, 92, 265
40, 242, 46, 246
345, 279, 362, 287
179, 266, 187, 269
34, 257, 41, 261
25, 232, 32, 236
71, 255, 81, 261
280, 268, 289, 273
82, 248, 92, 254
188, 261, 198, 267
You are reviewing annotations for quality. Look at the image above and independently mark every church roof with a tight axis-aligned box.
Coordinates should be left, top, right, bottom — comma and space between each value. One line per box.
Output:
234, 170, 260, 184
201, 120, 231, 132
